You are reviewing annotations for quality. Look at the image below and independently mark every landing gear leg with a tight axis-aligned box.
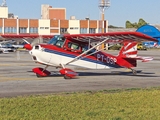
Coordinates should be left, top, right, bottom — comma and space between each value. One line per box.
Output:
37, 65, 49, 77
43, 65, 49, 72
32, 65, 51, 77
131, 68, 137, 75
59, 64, 78, 79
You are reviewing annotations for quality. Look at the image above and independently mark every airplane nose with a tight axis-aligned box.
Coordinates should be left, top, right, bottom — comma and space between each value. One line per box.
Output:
29, 50, 32, 55
24, 44, 32, 50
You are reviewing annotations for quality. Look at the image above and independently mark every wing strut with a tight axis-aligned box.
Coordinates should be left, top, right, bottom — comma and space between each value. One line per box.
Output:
65, 38, 109, 65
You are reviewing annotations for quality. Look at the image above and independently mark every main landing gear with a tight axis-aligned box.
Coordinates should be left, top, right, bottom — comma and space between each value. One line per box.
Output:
59, 68, 78, 79
130, 68, 137, 75
59, 64, 78, 79
32, 66, 51, 77
32, 65, 78, 79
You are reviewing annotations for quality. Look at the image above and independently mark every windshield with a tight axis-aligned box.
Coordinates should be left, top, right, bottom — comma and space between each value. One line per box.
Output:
48, 35, 65, 48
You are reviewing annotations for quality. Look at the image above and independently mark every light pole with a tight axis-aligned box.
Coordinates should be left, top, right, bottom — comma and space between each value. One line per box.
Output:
98, 0, 110, 50
1, 0, 7, 6
98, 0, 110, 33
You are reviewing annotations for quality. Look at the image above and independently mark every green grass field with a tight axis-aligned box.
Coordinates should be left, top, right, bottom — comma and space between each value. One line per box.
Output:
1, 88, 160, 120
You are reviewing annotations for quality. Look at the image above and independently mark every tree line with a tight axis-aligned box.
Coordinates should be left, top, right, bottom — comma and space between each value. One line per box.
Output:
126, 18, 147, 28
108, 18, 147, 28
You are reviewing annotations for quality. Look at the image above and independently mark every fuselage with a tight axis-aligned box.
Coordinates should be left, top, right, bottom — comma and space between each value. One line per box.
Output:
29, 44, 120, 69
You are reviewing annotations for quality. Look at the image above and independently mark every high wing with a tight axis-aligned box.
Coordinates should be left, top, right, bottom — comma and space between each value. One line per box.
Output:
1, 32, 157, 43
64, 32, 158, 65
63, 31, 158, 43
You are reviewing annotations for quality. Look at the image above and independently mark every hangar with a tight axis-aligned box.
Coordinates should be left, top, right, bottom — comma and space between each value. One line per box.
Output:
136, 24, 160, 46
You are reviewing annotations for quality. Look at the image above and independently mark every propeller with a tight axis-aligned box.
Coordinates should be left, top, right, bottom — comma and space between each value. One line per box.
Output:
31, 36, 43, 46
24, 36, 43, 50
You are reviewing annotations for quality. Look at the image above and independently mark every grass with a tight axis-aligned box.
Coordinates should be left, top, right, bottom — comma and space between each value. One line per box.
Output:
1, 88, 160, 120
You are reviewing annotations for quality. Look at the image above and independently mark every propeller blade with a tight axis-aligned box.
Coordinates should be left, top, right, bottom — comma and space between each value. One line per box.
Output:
23, 36, 43, 50
22, 39, 30, 44
31, 36, 43, 46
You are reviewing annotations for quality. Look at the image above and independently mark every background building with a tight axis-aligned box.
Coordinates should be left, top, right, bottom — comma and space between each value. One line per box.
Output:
0, 18, 108, 35
136, 24, 160, 45
0, 5, 8, 18
0, 4, 108, 36
41, 4, 66, 20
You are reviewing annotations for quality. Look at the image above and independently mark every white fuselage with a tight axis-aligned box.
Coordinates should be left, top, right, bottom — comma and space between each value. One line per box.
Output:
29, 45, 112, 69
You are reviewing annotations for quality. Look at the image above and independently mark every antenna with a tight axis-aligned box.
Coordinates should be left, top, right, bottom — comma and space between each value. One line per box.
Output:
1, 0, 7, 7
98, 0, 110, 33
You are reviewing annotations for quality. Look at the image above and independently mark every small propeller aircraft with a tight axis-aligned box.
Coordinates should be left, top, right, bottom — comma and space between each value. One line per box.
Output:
2, 32, 158, 79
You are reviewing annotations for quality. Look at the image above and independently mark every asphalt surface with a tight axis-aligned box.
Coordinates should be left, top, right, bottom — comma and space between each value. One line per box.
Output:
0, 50, 160, 98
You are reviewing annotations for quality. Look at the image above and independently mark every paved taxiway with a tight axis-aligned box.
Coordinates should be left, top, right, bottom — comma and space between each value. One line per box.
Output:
0, 50, 160, 97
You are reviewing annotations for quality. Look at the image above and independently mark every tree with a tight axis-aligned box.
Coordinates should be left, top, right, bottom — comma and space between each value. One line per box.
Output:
125, 19, 147, 28
126, 21, 134, 28
133, 22, 138, 28
137, 18, 147, 28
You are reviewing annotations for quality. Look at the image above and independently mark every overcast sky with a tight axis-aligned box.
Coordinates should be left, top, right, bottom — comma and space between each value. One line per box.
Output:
5, 0, 160, 27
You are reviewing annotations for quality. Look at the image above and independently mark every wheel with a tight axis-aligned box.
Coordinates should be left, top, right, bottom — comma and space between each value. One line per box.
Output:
132, 69, 137, 75
36, 74, 42, 78
64, 75, 70, 79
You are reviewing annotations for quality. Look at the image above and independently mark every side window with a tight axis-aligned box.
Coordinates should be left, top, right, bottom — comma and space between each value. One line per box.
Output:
68, 42, 80, 51
55, 40, 64, 47
82, 45, 88, 52
82, 45, 96, 55
71, 44, 79, 50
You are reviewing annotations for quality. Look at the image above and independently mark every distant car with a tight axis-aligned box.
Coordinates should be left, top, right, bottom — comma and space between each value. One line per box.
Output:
12, 44, 24, 49
137, 43, 147, 50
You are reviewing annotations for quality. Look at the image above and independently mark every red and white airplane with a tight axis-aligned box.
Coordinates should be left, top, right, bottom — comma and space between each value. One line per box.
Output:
2, 32, 158, 79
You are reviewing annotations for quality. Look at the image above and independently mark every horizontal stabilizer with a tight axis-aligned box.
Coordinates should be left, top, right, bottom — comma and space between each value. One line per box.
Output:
125, 56, 153, 62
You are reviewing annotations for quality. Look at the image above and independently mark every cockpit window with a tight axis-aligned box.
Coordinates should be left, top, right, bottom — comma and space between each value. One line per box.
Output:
48, 35, 65, 48
48, 35, 58, 45
68, 42, 80, 51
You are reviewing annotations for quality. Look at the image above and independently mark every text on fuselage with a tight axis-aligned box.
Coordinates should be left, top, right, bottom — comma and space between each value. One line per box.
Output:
97, 54, 117, 64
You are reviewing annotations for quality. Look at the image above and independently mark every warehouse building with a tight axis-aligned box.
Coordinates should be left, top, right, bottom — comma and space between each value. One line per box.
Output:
136, 24, 160, 45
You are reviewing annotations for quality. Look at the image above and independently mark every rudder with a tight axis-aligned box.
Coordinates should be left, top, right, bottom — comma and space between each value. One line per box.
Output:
117, 42, 138, 68
118, 42, 138, 58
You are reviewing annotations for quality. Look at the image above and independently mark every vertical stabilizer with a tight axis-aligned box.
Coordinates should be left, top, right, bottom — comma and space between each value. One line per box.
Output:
118, 42, 137, 58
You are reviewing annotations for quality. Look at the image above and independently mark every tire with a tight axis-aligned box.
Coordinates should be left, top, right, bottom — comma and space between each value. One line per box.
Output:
36, 74, 42, 78
64, 75, 70, 79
